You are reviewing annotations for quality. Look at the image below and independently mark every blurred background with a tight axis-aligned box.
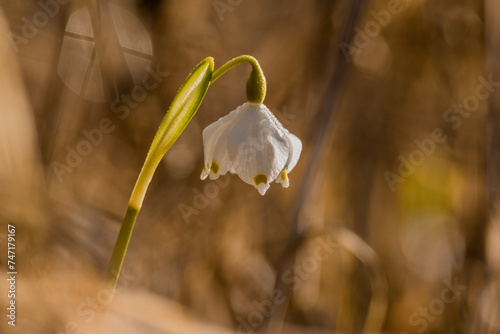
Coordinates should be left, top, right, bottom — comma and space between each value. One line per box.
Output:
0, 0, 499, 333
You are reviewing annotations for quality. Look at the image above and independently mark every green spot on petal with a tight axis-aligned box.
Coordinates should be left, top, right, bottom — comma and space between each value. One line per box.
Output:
280, 170, 288, 181
253, 174, 268, 185
211, 161, 220, 174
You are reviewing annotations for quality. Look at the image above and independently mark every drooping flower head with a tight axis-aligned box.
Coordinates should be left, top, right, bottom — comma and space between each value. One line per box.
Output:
201, 103, 302, 195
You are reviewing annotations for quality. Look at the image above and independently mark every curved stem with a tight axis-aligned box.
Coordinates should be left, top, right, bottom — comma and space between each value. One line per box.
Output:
210, 55, 256, 82
211, 55, 267, 104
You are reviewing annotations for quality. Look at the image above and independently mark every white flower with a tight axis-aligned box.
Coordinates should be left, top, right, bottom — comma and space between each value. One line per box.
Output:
200, 103, 302, 195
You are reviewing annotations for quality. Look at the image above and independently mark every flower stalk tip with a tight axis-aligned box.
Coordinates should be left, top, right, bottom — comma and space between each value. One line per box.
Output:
245, 59, 266, 104
210, 55, 267, 104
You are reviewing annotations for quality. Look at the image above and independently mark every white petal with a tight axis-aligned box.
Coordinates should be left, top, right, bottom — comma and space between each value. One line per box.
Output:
259, 104, 301, 174
227, 103, 289, 190
275, 170, 290, 188
201, 106, 241, 180
200, 102, 303, 195
256, 182, 270, 196
200, 167, 210, 180
281, 178, 289, 188
275, 131, 302, 187
283, 132, 302, 173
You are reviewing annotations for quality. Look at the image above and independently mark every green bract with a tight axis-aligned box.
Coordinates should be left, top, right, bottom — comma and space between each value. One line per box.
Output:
150, 57, 214, 161
129, 57, 214, 210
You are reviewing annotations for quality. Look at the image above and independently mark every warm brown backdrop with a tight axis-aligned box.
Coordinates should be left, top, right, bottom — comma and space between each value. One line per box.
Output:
0, 0, 498, 333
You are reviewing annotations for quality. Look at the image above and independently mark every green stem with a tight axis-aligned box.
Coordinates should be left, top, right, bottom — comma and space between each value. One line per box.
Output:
105, 205, 139, 287
105, 154, 161, 290
211, 55, 267, 104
